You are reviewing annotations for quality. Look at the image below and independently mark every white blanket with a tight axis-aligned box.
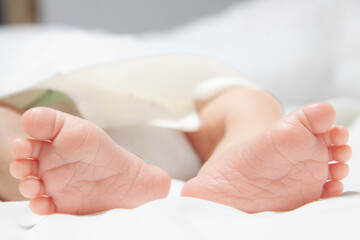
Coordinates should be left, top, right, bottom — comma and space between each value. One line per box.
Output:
1, 181, 360, 240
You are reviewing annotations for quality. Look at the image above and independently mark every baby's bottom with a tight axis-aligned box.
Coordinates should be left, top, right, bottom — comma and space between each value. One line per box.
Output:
5, 87, 352, 215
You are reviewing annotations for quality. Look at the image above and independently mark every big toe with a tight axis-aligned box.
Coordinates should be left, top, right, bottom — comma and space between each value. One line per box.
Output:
296, 102, 336, 134
22, 107, 65, 140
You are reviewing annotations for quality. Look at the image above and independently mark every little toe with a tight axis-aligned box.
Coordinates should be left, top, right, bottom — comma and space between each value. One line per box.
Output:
10, 159, 38, 179
330, 145, 352, 162
321, 180, 343, 198
329, 163, 349, 180
30, 197, 56, 215
19, 178, 45, 198
22, 107, 65, 141
322, 126, 349, 146
12, 138, 44, 159
296, 102, 336, 134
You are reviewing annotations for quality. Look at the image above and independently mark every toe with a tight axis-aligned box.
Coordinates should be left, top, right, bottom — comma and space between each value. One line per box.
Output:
19, 178, 45, 198
329, 145, 352, 162
22, 107, 65, 141
30, 197, 56, 215
296, 102, 336, 134
10, 159, 38, 179
322, 126, 349, 146
12, 138, 45, 159
321, 180, 343, 198
329, 163, 349, 180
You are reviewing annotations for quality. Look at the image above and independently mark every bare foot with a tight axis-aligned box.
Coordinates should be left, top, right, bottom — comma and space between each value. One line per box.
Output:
10, 107, 170, 215
182, 102, 351, 213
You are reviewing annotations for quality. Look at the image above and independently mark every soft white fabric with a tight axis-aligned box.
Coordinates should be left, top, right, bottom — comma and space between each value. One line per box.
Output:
0, 25, 153, 95
141, 0, 360, 105
1, 176, 360, 240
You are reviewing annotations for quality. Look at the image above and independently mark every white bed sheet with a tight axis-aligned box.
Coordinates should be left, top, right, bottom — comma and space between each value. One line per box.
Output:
1, 176, 360, 240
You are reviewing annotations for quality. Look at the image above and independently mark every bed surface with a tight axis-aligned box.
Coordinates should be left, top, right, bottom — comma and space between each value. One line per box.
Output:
1, 180, 360, 240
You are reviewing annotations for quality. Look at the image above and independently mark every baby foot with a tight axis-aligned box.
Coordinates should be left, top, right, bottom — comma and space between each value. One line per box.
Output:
182, 102, 351, 213
10, 107, 170, 215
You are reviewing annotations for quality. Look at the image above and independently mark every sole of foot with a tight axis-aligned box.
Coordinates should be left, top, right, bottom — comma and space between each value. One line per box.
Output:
10, 107, 171, 215
182, 102, 351, 213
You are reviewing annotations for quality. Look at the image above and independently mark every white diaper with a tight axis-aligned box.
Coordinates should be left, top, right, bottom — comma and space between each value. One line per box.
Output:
0, 55, 260, 180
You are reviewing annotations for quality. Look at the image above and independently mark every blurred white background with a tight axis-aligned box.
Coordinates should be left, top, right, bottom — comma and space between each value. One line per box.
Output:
1, 0, 359, 107
37, 0, 243, 33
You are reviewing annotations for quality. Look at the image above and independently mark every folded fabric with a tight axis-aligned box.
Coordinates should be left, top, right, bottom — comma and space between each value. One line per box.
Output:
1, 179, 360, 240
